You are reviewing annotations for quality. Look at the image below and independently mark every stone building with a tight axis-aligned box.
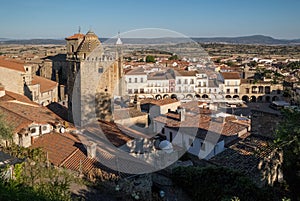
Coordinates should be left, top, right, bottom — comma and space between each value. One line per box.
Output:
65, 31, 124, 126
240, 79, 283, 103
0, 57, 58, 106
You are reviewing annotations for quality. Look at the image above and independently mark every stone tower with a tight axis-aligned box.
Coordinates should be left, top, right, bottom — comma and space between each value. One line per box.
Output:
66, 31, 124, 127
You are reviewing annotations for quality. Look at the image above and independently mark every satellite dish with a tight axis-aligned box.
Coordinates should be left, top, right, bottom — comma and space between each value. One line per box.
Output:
159, 140, 173, 153
60, 127, 65, 133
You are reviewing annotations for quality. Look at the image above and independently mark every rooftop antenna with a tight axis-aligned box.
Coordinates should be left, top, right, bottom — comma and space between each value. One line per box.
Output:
78, 26, 81, 33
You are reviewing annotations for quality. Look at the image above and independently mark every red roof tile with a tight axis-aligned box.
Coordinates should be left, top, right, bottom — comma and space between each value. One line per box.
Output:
140, 98, 179, 106
0, 58, 25, 72
66, 33, 85, 40
221, 72, 241, 79
31, 76, 58, 93
31, 132, 80, 166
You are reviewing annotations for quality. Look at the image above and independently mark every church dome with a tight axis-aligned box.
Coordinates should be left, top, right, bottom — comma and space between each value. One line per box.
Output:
77, 30, 101, 53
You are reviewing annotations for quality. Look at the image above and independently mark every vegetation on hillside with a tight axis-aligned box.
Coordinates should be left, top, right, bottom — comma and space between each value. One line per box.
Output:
274, 109, 300, 200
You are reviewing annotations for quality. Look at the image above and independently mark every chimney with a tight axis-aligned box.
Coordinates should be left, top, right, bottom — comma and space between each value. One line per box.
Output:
134, 101, 141, 111
0, 84, 5, 97
177, 106, 186, 122
59, 85, 65, 101
86, 141, 97, 159
133, 94, 141, 111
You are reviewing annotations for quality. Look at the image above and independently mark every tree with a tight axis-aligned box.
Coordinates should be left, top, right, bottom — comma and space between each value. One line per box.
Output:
145, 55, 155, 63
0, 114, 13, 142
274, 109, 300, 200
168, 55, 178, 60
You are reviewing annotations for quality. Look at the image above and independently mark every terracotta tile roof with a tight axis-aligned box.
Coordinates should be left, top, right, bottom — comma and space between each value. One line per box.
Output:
209, 135, 274, 186
31, 132, 80, 166
154, 112, 248, 138
175, 70, 197, 76
113, 108, 147, 120
31, 76, 58, 93
0, 90, 36, 104
31, 125, 148, 176
46, 102, 68, 121
66, 33, 85, 40
97, 120, 134, 147
0, 106, 33, 132
0, 58, 25, 72
221, 72, 241, 79
140, 98, 179, 106
0, 101, 62, 126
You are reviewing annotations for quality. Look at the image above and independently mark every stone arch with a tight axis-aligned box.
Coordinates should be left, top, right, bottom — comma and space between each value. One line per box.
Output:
171, 94, 177, 100
225, 95, 232, 99
186, 94, 193, 99
242, 95, 249, 103
163, 94, 169, 99
233, 95, 239, 99
265, 96, 271, 102
146, 95, 154, 99
257, 96, 263, 102
195, 94, 201, 99
272, 96, 279, 101
202, 94, 209, 99
178, 94, 185, 99
251, 96, 257, 102
155, 94, 162, 100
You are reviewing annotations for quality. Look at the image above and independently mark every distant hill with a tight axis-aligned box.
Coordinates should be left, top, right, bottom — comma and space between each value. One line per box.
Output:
191, 35, 300, 45
1, 35, 299, 45
0, 39, 66, 45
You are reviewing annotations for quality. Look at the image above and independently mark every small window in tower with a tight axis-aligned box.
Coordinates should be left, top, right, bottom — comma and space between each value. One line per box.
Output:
98, 67, 103, 74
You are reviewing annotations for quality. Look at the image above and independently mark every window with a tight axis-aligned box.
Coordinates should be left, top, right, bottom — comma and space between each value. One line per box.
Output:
128, 89, 133, 94
42, 125, 47, 131
234, 88, 238, 94
141, 78, 143, 83
30, 128, 36, 134
140, 88, 144, 93
184, 79, 188, 84
129, 78, 132, 83
134, 89, 138, 94
98, 67, 103, 73
235, 81, 238, 86
226, 89, 230, 94
169, 132, 173, 142
135, 78, 138, 83
246, 88, 250, 93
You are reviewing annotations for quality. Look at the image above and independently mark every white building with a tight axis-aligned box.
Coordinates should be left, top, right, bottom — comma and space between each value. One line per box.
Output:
220, 72, 241, 99
125, 67, 148, 95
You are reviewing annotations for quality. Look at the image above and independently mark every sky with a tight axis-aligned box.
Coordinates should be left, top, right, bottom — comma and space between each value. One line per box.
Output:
0, 0, 299, 39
